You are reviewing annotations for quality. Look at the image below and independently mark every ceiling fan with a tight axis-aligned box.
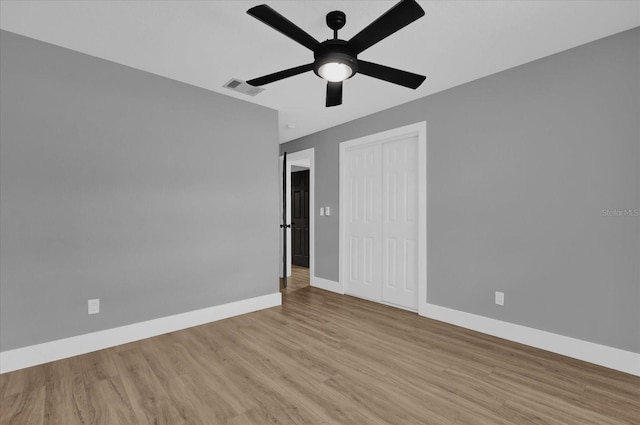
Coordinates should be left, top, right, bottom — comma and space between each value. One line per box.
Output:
245, 0, 427, 107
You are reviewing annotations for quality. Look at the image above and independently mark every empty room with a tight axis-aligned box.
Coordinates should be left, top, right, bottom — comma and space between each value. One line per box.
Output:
0, 1, 638, 424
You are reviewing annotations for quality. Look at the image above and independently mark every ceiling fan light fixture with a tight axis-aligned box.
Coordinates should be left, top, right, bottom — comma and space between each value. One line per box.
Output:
317, 62, 353, 82
314, 51, 358, 83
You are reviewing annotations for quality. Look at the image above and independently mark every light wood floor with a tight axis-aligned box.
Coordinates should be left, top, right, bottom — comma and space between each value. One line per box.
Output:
280, 265, 310, 293
1, 284, 638, 424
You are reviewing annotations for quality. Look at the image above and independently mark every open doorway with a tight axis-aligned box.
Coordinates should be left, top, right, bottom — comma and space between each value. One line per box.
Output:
279, 148, 314, 293
291, 167, 310, 269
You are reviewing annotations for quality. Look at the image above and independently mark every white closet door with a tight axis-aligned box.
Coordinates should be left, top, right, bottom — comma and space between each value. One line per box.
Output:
344, 144, 382, 302
381, 136, 419, 310
341, 122, 425, 313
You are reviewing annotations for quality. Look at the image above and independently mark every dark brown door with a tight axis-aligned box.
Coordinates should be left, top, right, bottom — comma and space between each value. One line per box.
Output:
291, 170, 310, 267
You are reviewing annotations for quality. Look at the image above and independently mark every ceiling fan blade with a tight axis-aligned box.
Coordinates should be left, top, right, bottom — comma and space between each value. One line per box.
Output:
357, 60, 426, 89
347, 0, 424, 55
247, 63, 315, 86
248, 4, 322, 52
326, 82, 343, 107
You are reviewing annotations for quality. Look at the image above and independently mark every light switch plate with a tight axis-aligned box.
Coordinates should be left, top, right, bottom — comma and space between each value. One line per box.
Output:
325, 206, 331, 216
495, 292, 504, 306
320, 207, 324, 216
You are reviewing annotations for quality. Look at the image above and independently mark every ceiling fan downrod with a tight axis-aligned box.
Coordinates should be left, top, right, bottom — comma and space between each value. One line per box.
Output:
326, 10, 346, 40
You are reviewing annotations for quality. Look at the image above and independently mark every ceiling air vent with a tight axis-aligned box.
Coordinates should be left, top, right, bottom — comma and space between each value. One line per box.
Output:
223, 79, 265, 97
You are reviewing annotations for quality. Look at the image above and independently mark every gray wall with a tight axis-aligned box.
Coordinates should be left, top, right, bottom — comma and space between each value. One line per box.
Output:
281, 28, 640, 353
0, 31, 280, 351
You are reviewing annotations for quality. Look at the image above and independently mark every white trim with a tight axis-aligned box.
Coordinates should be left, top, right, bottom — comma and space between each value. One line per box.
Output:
311, 276, 344, 294
339, 122, 427, 312
280, 148, 315, 281
417, 124, 427, 315
422, 303, 640, 376
0, 292, 282, 374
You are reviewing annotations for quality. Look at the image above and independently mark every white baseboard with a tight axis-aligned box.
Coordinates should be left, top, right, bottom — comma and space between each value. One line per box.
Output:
421, 303, 640, 377
0, 292, 282, 374
312, 276, 343, 294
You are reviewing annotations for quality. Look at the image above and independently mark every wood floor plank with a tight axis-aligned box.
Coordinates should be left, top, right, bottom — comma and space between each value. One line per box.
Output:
83, 376, 140, 425
0, 386, 45, 425
213, 346, 323, 425
377, 365, 509, 425
487, 368, 629, 425
170, 327, 259, 416
280, 265, 310, 293
77, 349, 120, 385
3, 364, 46, 399
1, 267, 638, 425
42, 357, 92, 425
0, 372, 10, 400
111, 348, 186, 425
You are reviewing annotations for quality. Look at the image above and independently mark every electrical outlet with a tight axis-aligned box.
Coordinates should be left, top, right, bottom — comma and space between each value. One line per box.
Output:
325, 206, 331, 216
320, 207, 325, 216
88, 298, 100, 314
495, 291, 505, 306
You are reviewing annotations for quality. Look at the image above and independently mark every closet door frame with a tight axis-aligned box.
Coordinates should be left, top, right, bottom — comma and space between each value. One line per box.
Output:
339, 122, 427, 314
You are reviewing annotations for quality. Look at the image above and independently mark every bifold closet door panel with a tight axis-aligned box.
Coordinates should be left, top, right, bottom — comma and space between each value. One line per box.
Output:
381, 136, 419, 310
344, 144, 382, 302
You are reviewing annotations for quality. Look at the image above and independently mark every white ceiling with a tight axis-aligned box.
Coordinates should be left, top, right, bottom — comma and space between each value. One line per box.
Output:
1, 1, 639, 143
